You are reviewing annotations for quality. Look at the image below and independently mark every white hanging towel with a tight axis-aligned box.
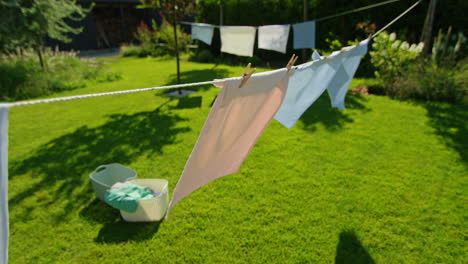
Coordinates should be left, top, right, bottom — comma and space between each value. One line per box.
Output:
257, 24, 290, 53
168, 68, 292, 216
275, 39, 369, 128
220, 26, 257, 57
0, 105, 9, 264
191, 23, 215, 45
292, 20, 316, 49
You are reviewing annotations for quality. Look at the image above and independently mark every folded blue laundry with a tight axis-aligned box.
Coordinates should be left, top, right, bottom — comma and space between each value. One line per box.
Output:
104, 183, 154, 212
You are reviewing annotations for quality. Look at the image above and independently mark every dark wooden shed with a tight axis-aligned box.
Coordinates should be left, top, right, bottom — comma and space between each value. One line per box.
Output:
46, 0, 160, 51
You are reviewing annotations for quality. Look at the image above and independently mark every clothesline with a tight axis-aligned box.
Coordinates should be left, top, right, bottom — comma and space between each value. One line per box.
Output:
2, 0, 422, 109
3, 80, 221, 108
315, 0, 404, 22
371, 0, 422, 39
181, 0, 405, 28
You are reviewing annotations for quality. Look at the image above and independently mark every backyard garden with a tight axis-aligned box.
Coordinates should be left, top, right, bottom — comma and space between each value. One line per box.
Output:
1, 0, 467, 263
4, 54, 466, 263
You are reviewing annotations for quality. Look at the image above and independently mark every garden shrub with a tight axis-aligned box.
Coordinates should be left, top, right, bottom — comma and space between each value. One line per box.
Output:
431, 27, 467, 66
370, 32, 424, 97
135, 20, 160, 50
121, 44, 166, 57
370, 31, 467, 102
158, 20, 191, 55
121, 44, 145, 57
122, 20, 190, 58
0, 49, 121, 101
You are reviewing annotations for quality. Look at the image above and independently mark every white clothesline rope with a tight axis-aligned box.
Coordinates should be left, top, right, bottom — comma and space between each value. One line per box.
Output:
3, 0, 422, 109
315, 0, 403, 22
4, 80, 221, 108
181, 0, 404, 28
371, 0, 423, 39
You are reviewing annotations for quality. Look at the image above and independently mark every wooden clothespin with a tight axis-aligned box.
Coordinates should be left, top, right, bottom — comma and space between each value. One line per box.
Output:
286, 54, 298, 72
238, 63, 256, 88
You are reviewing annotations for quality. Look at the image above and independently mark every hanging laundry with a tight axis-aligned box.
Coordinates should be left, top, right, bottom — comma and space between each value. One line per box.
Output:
0, 105, 9, 264
293, 20, 316, 49
168, 68, 292, 215
311, 50, 322, 61
258, 25, 290, 54
191, 23, 215, 45
275, 39, 369, 128
220, 26, 257, 57
326, 39, 369, 109
293, 21, 315, 49
274, 52, 342, 128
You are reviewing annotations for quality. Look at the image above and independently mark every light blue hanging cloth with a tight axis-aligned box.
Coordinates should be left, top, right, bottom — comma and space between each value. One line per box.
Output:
327, 39, 369, 109
275, 39, 369, 128
274, 53, 341, 129
293, 20, 316, 49
311, 50, 322, 60
191, 23, 215, 45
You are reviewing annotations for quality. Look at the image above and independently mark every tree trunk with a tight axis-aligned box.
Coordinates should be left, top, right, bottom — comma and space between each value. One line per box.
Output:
421, 0, 437, 56
172, 0, 181, 94
220, 0, 223, 26
35, 45, 46, 72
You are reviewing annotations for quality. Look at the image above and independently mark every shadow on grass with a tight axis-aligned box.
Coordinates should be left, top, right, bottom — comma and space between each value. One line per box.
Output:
335, 230, 376, 264
10, 106, 190, 223
80, 199, 161, 243
95, 220, 162, 244
164, 68, 230, 92
422, 102, 468, 167
80, 198, 120, 223
168, 96, 203, 109
299, 93, 370, 132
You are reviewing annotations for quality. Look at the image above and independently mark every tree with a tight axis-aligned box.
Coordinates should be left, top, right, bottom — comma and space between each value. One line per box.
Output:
0, 0, 91, 70
139, 0, 196, 87
420, 0, 438, 56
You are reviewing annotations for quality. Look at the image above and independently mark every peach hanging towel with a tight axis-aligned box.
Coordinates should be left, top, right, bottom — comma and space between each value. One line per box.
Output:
168, 68, 292, 216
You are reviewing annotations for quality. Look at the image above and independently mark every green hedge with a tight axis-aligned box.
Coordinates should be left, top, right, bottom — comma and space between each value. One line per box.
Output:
197, 0, 467, 43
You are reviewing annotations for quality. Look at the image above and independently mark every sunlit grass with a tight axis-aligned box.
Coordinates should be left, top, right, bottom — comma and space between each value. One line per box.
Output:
8, 56, 466, 263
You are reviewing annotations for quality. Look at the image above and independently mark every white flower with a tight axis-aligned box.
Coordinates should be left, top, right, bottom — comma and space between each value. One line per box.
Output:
401, 42, 409, 50
391, 40, 401, 49
389, 32, 397, 41
416, 42, 424, 52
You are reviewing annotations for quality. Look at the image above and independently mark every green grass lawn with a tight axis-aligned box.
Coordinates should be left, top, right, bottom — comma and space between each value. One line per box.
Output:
8, 56, 467, 263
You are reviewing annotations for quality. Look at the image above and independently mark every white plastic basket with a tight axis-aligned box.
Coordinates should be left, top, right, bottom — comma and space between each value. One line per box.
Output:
89, 164, 137, 201
120, 179, 169, 222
